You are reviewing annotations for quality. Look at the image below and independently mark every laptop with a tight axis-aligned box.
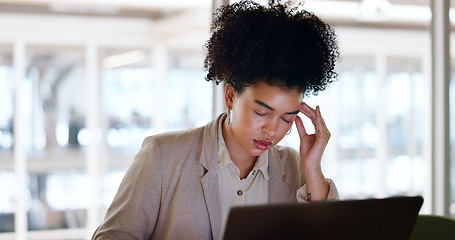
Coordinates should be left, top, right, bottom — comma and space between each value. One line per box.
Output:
222, 196, 423, 240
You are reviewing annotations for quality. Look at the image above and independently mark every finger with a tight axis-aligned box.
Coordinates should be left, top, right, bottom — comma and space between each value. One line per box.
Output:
300, 102, 316, 117
300, 102, 317, 124
294, 115, 308, 138
316, 106, 329, 130
315, 106, 322, 132
316, 106, 323, 125
315, 106, 331, 140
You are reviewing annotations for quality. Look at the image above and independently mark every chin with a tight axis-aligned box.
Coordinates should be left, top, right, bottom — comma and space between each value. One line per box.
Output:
249, 148, 266, 157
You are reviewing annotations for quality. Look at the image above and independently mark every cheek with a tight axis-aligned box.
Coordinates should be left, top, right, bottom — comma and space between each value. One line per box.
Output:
278, 124, 291, 136
277, 119, 295, 136
243, 113, 263, 130
233, 111, 262, 134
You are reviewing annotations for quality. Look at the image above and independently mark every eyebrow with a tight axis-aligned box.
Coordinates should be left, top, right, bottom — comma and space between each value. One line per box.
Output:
254, 100, 300, 115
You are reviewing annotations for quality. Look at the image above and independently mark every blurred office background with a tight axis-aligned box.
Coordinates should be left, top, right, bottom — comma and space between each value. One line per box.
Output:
0, 0, 454, 239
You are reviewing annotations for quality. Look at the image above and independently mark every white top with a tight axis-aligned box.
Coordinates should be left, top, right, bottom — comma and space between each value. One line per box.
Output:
217, 128, 270, 231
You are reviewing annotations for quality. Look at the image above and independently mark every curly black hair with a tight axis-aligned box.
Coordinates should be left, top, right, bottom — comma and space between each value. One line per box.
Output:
204, 0, 339, 96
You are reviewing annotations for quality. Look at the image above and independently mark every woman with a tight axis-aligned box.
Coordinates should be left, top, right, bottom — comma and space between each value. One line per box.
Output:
93, 1, 340, 239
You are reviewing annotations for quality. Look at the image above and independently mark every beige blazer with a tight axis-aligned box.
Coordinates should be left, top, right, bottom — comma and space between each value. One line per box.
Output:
92, 114, 338, 240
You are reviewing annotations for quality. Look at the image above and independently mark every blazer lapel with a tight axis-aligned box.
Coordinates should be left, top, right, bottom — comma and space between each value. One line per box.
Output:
268, 166, 292, 204
268, 149, 293, 204
199, 114, 224, 239
201, 167, 222, 239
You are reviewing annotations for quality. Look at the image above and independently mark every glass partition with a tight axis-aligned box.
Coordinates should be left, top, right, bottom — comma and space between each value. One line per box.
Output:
29, 171, 87, 230
0, 171, 15, 232
331, 56, 380, 198
0, 46, 14, 233
25, 46, 87, 231
24, 46, 86, 155
101, 48, 154, 156
385, 57, 426, 196
0, 46, 14, 155
165, 69, 213, 130
450, 65, 455, 218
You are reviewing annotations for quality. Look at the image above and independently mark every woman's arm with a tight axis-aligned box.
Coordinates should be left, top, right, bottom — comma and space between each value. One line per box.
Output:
295, 103, 331, 202
92, 137, 161, 239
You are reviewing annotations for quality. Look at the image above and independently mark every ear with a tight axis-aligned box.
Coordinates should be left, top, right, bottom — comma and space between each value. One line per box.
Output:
224, 84, 235, 109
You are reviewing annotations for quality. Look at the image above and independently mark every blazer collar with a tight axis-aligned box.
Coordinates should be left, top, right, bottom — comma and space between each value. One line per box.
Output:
268, 147, 293, 204
199, 113, 225, 240
199, 113, 224, 170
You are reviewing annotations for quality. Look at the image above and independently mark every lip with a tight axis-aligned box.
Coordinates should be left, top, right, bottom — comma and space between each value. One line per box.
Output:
253, 139, 273, 150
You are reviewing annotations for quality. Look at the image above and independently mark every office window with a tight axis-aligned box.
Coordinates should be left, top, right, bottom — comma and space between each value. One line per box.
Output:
101, 49, 212, 155
385, 57, 426, 196
0, 47, 14, 154
450, 66, 455, 217
165, 69, 213, 130
29, 171, 87, 230
23, 46, 86, 154
23, 46, 87, 231
331, 56, 380, 198
0, 46, 14, 233
328, 56, 381, 199
101, 49, 155, 156
0, 171, 15, 232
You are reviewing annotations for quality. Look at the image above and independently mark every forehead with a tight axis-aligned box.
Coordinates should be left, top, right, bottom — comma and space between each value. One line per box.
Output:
240, 82, 303, 106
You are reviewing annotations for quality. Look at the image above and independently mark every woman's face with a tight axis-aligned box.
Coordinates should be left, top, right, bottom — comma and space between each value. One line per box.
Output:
224, 81, 303, 160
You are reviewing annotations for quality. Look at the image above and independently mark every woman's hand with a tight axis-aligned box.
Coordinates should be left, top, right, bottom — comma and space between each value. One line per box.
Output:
295, 102, 331, 170
294, 102, 330, 201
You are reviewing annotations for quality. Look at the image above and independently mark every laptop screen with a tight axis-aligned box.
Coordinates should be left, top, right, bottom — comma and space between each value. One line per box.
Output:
222, 196, 423, 240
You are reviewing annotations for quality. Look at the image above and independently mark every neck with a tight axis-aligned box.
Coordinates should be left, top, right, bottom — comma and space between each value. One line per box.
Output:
222, 119, 257, 179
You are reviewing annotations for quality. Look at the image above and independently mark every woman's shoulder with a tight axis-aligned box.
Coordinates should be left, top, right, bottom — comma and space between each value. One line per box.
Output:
142, 125, 206, 148
141, 115, 221, 149
132, 126, 208, 169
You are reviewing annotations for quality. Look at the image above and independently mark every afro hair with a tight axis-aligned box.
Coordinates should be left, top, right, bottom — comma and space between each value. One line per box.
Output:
204, 0, 339, 96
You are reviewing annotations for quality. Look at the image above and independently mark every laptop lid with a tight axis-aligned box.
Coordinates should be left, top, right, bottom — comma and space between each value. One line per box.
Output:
222, 196, 423, 240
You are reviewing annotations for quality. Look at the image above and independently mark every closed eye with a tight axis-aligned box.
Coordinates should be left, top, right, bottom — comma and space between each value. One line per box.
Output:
254, 111, 267, 117
281, 117, 292, 124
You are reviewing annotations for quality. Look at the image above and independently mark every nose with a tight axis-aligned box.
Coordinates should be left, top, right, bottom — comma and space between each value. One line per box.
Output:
261, 117, 279, 137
